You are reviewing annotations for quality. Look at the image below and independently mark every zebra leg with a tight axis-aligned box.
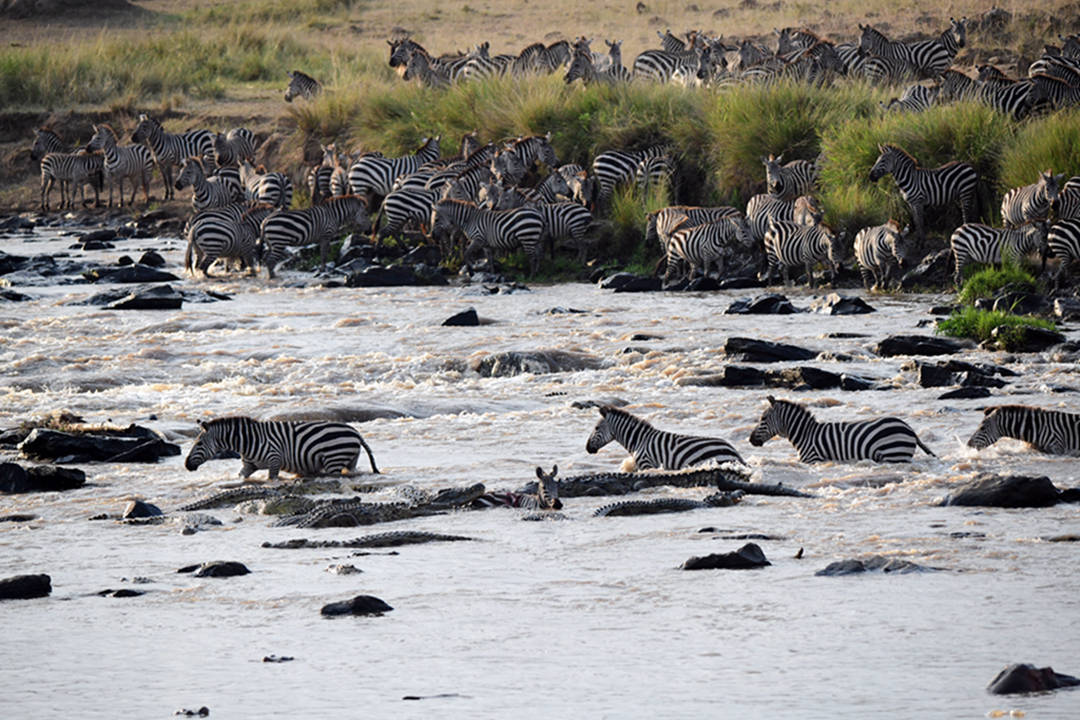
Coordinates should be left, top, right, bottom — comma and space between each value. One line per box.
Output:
860, 267, 874, 291
239, 459, 258, 479
960, 190, 976, 225
911, 202, 926, 244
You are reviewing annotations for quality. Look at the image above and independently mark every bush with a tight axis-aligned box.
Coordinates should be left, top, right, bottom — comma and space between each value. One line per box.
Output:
997, 108, 1080, 195
936, 306, 1057, 351
957, 260, 1040, 305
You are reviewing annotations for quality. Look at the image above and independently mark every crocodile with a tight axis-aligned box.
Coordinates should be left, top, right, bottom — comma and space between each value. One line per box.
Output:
517, 465, 812, 498
261, 530, 476, 549
473, 466, 563, 510
593, 491, 745, 517
177, 486, 286, 512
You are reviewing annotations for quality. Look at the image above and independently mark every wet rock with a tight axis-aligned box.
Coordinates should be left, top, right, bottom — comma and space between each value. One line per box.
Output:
178, 561, 251, 578
545, 306, 587, 315
776, 366, 843, 390
0, 573, 51, 600
840, 374, 877, 391
179, 288, 231, 304
810, 293, 875, 315
0, 462, 86, 493
263, 655, 295, 663
929, 305, 957, 316
987, 663, 1080, 695
987, 292, 1050, 316
442, 308, 479, 326
123, 500, 163, 519
117, 255, 134, 266
0, 289, 32, 302
0, 513, 36, 522
137, 250, 166, 268
174, 707, 210, 717
0, 250, 30, 275
327, 564, 362, 575
106, 284, 184, 310
917, 363, 957, 387
675, 366, 767, 387
600, 273, 662, 292
472, 350, 603, 377
17, 425, 180, 463
941, 473, 1063, 508
875, 334, 971, 357
992, 325, 1065, 352
682, 542, 770, 570
0, 216, 35, 231
1054, 298, 1080, 321
716, 276, 764, 290
938, 387, 991, 400
344, 264, 446, 287
724, 337, 816, 362
961, 371, 1006, 388
900, 248, 952, 290
724, 293, 797, 315
97, 588, 145, 598
815, 556, 941, 575
85, 264, 179, 283
684, 276, 721, 292
321, 594, 394, 616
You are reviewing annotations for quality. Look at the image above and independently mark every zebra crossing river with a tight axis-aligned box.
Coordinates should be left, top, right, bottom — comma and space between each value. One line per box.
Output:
1, 224, 1078, 718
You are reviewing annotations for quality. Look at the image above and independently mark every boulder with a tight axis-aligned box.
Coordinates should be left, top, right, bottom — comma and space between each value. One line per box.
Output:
989, 292, 1050, 316
941, 473, 1063, 508
815, 556, 941, 575
0, 573, 51, 600
0, 289, 32, 302
987, 663, 1080, 695
917, 363, 957, 388
993, 325, 1066, 353
0, 462, 86, 493
84, 264, 179, 283
900, 248, 952, 290
442, 308, 479, 326
1053, 298, 1080, 321
724, 293, 798, 315
840, 374, 877, 391
682, 542, 770, 570
724, 337, 816, 362
122, 500, 163, 519
599, 272, 642, 290
17, 425, 180, 463
615, 275, 663, 292
875, 334, 971, 357
938, 387, 991, 400
137, 250, 166, 268
675, 365, 767, 387
321, 594, 394, 616
106, 284, 184, 310
810, 293, 875, 315
178, 561, 251, 578
472, 350, 603, 378
776, 366, 844, 390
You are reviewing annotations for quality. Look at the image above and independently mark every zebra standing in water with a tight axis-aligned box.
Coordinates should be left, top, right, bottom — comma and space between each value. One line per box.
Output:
762, 217, 846, 287
585, 405, 745, 471
967, 405, 1080, 455
260, 195, 371, 277
1000, 171, 1064, 227
284, 70, 321, 102
949, 222, 1048, 286
185, 203, 273, 277
869, 143, 978, 243
175, 157, 240, 211
853, 220, 912, 291
373, 187, 443, 241
131, 114, 214, 200
430, 198, 545, 276
348, 136, 441, 208
185, 416, 378, 480
749, 396, 935, 463
238, 160, 293, 209
762, 154, 817, 200
86, 124, 153, 208
39, 151, 104, 211
663, 214, 754, 285
471, 466, 563, 510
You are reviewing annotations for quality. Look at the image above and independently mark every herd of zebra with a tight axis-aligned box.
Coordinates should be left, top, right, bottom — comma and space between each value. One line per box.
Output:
184, 402, 1080, 489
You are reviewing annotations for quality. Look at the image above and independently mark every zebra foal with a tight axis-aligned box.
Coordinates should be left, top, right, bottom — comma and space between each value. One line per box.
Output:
967, 405, 1080, 456
185, 416, 378, 480
586, 405, 745, 471
853, 220, 912, 291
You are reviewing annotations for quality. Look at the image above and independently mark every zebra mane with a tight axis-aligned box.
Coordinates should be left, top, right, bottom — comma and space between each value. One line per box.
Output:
97, 123, 119, 139
768, 396, 813, 419
880, 144, 918, 166
201, 415, 256, 429
599, 405, 654, 429
983, 404, 1041, 416
859, 24, 890, 43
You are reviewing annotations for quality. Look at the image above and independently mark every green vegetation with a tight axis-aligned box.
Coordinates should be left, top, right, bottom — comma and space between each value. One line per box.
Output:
956, 260, 1040, 305
936, 306, 1057, 351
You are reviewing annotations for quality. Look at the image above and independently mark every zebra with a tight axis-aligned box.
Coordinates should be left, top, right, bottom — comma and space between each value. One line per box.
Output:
479, 172, 573, 211
775, 27, 821, 55
868, 143, 978, 243
490, 149, 528, 186
238, 160, 293, 209
1049, 218, 1080, 287
184, 416, 378, 480
736, 39, 774, 70
762, 217, 846, 287
459, 42, 512, 81
746, 193, 797, 246
793, 194, 824, 226
859, 21, 964, 80
542, 40, 571, 71
284, 70, 321, 102
861, 54, 917, 84
585, 405, 745, 471
591, 145, 668, 206
1001, 171, 1064, 228
632, 47, 707, 83
403, 47, 451, 88
967, 405, 1080, 456
663, 214, 754, 285
86, 123, 153, 208
430, 198, 545, 276
1028, 54, 1080, 86
762, 154, 816, 200
472, 466, 563, 511
39, 151, 104, 211
175, 157, 240, 211
213, 129, 256, 168
184, 203, 273, 277
976, 64, 1015, 88
835, 42, 870, 76
938, 70, 1037, 120
853, 220, 912, 291
533, 201, 595, 264
564, 48, 630, 85
881, 83, 939, 112
646, 205, 741, 266
510, 42, 548, 76
131, 114, 214, 200
260, 195, 372, 277
749, 396, 935, 463
950, 222, 1049, 286
1054, 176, 1080, 220
30, 127, 70, 162
1028, 72, 1080, 108
636, 153, 677, 197
373, 186, 442, 241
348, 136, 441, 207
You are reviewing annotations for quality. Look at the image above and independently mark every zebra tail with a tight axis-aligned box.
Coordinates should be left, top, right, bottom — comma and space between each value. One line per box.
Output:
183, 235, 195, 274
359, 437, 380, 473
915, 435, 936, 457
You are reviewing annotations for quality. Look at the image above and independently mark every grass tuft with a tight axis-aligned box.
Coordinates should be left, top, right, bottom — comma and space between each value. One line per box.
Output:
936, 306, 1057, 351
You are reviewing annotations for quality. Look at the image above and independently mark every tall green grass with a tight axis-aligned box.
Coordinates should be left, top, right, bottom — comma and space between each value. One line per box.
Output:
957, 260, 1040, 304
936, 307, 1057, 351
997, 109, 1080, 192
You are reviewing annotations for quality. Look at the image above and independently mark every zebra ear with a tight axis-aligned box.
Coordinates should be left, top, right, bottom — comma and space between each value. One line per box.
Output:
197, 420, 208, 429
983, 406, 998, 416
598, 405, 611, 417
766, 395, 776, 405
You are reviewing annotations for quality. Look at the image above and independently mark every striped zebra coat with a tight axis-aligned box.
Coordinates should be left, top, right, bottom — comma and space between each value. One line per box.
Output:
949, 222, 1048, 286
1048, 219, 1080, 287
348, 136, 441, 206
430, 198, 545, 275
472, 466, 563, 511
762, 154, 816, 200
238, 161, 293, 209
284, 70, 321, 102
185, 416, 378, 480
586, 405, 745, 471
1000, 171, 1064, 227
40, 151, 104, 211
881, 83, 939, 113
854, 220, 912, 291
664, 214, 754, 285
869, 143, 978, 242
967, 405, 1080, 456
591, 146, 669, 206
403, 48, 451, 88
184, 203, 272, 277
131, 114, 214, 200
175, 157, 240, 211
213, 129, 256, 168
762, 217, 846, 287
31, 127, 70, 162
260, 195, 372, 277
564, 48, 631, 85
86, 124, 153, 208
749, 396, 935, 463
374, 187, 442, 241
1054, 176, 1080, 221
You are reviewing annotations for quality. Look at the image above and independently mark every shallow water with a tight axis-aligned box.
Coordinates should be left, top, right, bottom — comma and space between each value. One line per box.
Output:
1, 224, 1078, 718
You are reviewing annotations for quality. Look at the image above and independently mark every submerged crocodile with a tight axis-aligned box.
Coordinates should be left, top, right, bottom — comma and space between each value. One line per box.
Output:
177, 486, 291, 512
593, 491, 745, 517
271, 483, 488, 529
518, 465, 812, 498
261, 530, 476, 549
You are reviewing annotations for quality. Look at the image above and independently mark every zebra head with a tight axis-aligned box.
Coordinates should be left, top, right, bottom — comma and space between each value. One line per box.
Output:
967, 406, 1003, 449
886, 220, 916, 268
31, 127, 64, 163
564, 51, 592, 84
604, 39, 623, 67
748, 395, 785, 447
131, 114, 156, 144
868, 145, 898, 182
175, 157, 205, 191
585, 407, 618, 454
857, 24, 889, 54
491, 150, 527, 185
762, 154, 785, 196
730, 213, 755, 249
1038, 170, 1065, 208
534, 465, 563, 510
948, 17, 967, 49
185, 420, 224, 471
794, 195, 824, 226
388, 37, 419, 68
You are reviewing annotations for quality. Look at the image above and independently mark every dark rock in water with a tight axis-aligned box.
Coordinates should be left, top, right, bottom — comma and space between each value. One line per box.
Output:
684, 276, 721, 292
442, 308, 479, 326
0, 216, 35, 232
1054, 298, 1080, 321
725, 293, 797, 315
725, 336, 815, 362
682, 542, 770, 570
993, 325, 1065, 352
17, 425, 180, 463
263, 655, 295, 663
929, 305, 957, 316
674, 366, 765, 387
179, 561, 251, 578
0, 513, 36, 522
473, 350, 603, 377
179, 288, 231, 304
840, 374, 877, 391
1059, 488, 1080, 504
106, 284, 184, 310
0, 250, 30, 275
98, 588, 145, 598
174, 706, 210, 717
810, 293, 875, 315
941, 473, 1063, 508
961, 371, 1006, 388
73, 240, 115, 251
77, 229, 118, 245
614, 274, 663, 292
116, 255, 134, 266
815, 556, 941, 576
137, 250, 166, 268
545, 306, 587, 315
717, 276, 764, 290
987, 663, 1080, 695
917, 363, 957, 388
321, 594, 394, 616
402, 245, 441, 267
900, 248, 952, 290
85, 264, 179, 283
777, 366, 843, 390
344, 264, 446, 287
599, 272, 638, 290
876, 334, 971, 357
0, 462, 86, 493
0, 573, 51, 600
938, 387, 990, 400
0, 289, 32, 302
123, 500, 163, 519
988, 292, 1050, 316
